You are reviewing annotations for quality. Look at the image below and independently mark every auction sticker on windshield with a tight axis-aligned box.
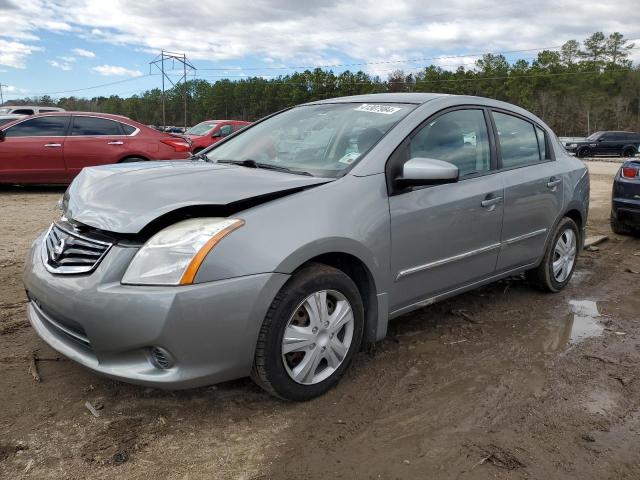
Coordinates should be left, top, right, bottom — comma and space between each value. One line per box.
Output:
355, 104, 402, 114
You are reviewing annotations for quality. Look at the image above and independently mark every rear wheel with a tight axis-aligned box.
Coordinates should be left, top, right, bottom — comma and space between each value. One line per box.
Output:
252, 263, 364, 401
527, 217, 579, 292
576, 147, 590, 158
610, 211, 633, 235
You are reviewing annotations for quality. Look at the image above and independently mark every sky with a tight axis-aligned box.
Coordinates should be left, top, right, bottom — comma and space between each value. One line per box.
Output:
1, 0, 639, 101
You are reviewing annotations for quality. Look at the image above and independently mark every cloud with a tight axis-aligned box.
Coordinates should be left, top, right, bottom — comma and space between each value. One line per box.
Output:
72, 47, 96, 58
3, 84, 29, 94
59, 55, 77, 62
47, 0, 640, 66
48, 59, 73, 71
2, 0, 640, 73
0, 39, 41, 68
92, 64, 143, 77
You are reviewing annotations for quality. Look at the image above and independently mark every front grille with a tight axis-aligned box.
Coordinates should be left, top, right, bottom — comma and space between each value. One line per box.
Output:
41, 222, 113, 274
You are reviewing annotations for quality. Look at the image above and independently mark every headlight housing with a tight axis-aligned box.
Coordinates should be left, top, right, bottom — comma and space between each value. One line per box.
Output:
122, 217, 244, 286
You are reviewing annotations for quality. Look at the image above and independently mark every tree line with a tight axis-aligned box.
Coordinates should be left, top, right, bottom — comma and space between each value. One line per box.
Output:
5, 32, 638, 136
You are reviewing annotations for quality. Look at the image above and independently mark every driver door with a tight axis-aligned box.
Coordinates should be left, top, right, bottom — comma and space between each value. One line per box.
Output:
388, 108, 504, 314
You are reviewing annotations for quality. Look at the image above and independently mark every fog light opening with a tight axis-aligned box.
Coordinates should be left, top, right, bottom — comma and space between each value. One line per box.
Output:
149, 346, 174, 370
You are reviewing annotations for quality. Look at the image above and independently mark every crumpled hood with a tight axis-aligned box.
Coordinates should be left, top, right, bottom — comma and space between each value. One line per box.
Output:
64, 161, 332, 234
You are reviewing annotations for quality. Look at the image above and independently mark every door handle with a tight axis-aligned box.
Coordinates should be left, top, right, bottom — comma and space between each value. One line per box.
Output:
481, 195, 503, 209
44, 143, 61, 148
107, 140, 124, 145
547, 177, 562, 188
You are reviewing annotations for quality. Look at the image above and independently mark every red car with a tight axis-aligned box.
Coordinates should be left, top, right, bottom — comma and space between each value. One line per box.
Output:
0, 112, 192, 184
186, 120, 251, 153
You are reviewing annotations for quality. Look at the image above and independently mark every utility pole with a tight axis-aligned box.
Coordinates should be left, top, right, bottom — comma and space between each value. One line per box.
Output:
0, 83, 5, 105
149, 51, 196, 131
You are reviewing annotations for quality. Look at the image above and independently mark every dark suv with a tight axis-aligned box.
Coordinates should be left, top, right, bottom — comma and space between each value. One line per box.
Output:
566, 131, 640, 158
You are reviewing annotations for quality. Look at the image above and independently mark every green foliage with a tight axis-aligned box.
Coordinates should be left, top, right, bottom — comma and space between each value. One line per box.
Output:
6, 32, 640, 135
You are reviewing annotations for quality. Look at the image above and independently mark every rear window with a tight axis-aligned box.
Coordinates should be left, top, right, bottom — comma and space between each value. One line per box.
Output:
186, 122, 218, 135
493, 112, 541, 168
120, 123, 136, 135
71, 116, 122, 136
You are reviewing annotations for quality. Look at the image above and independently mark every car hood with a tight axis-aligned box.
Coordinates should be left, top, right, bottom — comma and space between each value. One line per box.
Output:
64, 161, 333, 234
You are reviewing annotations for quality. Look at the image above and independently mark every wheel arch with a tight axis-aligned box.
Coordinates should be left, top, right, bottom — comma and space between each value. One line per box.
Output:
280, 247, 387, 345
119, 154, 149, 163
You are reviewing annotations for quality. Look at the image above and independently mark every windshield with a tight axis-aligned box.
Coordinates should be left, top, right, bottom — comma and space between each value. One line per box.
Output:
586, 131, 603, 141
187, 121, 218, 135
204, 103, 415, 177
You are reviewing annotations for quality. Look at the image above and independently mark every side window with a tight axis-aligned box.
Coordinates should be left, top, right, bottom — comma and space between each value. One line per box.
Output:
12, 109, 35, 115
71, 116, 122, 136
219, 124, 233, 137
409, 109, 491, 177
5, 116, 70, 137
120, 123, 136, 135
535, 126, 547, 159
493, 112, 541, 168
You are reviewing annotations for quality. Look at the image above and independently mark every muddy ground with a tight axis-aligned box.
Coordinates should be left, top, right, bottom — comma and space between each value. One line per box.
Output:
1, 160, 639, 479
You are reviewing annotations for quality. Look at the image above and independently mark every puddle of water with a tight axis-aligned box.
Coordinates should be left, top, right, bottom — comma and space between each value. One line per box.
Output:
567, 300, 604, 344
539, 300, 604, 352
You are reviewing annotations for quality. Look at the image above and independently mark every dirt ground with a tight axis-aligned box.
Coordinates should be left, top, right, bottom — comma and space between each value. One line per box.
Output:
1, 160, 639, 480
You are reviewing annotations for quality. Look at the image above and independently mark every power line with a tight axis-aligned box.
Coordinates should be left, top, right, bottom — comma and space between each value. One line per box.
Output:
5, 45, 639, 99
19, 74, 154, 97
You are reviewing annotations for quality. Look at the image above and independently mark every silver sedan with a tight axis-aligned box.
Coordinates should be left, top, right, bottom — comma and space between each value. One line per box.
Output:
24, 93, 589, 400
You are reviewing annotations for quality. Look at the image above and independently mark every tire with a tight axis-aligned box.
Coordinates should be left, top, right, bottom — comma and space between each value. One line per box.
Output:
120, 157, 146, 163
526, 217, 579, 293
610, 211, 633, 235
576, 147, 590, 158
623, 147, 636, 158
252, 263, 364, 401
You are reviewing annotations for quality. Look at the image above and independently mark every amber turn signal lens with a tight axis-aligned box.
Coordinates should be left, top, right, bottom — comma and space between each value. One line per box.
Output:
179, 219, 245, 285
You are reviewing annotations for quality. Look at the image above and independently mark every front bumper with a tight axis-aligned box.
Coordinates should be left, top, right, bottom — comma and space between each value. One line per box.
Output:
23, 233, 289, 389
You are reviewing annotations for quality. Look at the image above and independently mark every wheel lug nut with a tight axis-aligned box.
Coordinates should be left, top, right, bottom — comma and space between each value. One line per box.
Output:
312, 327, 318, 334
330, 333, 334, 338
321, 346, 326, 352
310, 343, 316, 349
324, 321, 329, 327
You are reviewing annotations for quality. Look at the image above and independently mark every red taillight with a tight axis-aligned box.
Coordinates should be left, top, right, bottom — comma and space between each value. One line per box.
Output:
161, 138, 191, 152
621, 167, 639, 179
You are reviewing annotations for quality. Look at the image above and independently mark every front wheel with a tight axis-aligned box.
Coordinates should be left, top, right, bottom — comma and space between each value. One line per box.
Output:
527, 217, 579, 292
252, 263, 364, 401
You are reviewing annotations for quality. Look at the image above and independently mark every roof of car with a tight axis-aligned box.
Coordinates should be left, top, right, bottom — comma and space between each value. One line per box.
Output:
307, 93, 447, 105
28, 111, 134, 121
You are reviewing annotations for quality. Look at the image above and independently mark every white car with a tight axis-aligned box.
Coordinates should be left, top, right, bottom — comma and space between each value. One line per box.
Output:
0, 105, 65, 115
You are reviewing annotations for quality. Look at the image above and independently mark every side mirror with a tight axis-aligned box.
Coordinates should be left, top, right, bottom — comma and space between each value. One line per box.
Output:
396, 157, 459, 189
212, 131, 222, 138
597, 138, 604, 142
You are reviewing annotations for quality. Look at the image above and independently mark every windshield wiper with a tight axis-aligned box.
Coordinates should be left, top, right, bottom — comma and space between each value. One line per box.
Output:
217, 159, 312, 176
190, 151, 210, 162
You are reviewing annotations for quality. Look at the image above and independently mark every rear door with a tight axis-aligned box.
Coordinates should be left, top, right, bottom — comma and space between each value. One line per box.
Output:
389, 108, 504, 313
64, 115, 129, 180
492, 110, 564, 271
0, 115, 70, 183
